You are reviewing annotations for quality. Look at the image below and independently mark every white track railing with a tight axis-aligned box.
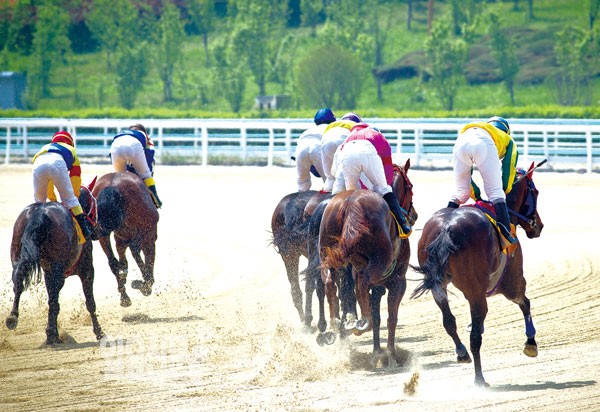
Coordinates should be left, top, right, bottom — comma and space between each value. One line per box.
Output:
1, 118, 599, 172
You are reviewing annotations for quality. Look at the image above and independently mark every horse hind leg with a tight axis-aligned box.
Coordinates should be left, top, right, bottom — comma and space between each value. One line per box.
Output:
432, 285, 471, 364
468, 298, 489, 387
5, 264, 28, 330
100, 237, 130, 307
44, 265, 66, 345
130, 244, 154, 297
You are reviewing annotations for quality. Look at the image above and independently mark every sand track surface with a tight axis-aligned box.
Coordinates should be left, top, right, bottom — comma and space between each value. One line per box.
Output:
0, 164, 598, 411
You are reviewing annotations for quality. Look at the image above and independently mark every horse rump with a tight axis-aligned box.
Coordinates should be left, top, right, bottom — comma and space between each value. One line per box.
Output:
96, 186, 125, 234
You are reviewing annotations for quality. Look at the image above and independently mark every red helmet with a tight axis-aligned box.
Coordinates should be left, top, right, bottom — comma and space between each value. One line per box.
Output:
51, 131, 74, 146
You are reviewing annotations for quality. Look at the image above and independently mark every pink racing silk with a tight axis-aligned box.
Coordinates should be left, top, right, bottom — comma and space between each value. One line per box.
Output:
343, 126, 394, 185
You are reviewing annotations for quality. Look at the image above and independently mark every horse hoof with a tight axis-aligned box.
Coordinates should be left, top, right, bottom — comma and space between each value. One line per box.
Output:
523, 344, 538, 357
131, 280, 152, 296
316, 331, 336, 346
457, 354, 472, 363
475, 379, 490, 388
120, 295, 132, 307
356, 318, 370, 332
5, 315, 18, 330
46, 336, 63, 345
344, 319, 358, 331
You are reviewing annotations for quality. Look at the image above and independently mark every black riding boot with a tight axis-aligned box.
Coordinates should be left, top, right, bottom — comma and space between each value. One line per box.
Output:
383, 192, 412, 236
447, 201, 459, 209
75, 213, 93, 240
147, 185, 163, 208
493, 201, 516, 243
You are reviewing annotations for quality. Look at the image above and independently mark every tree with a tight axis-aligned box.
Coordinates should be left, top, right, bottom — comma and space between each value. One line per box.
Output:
485, 9, 519, 105
424, 18, 467, 111
156, 1, 185, 103
300, 0, 323, 36
295, 45, 363, 109
231, 0, 288, 96
86, 0, 137, 70
26, 1, 71, 107
588, 0, 600, 29
185, 0, 216, 66
211, 36, 247, 113
549, 25, 594, 106
114, 45, 149, 110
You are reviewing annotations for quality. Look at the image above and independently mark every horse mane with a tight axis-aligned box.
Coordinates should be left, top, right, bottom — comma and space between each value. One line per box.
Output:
411, 227, 459, 299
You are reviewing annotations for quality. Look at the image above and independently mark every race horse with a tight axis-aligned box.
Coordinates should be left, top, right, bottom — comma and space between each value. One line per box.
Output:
271, 190, 331, 329
5, 184, 105, 345
318, 160, 417, 365
92, 172, 159, 307
411, 161, 545, 386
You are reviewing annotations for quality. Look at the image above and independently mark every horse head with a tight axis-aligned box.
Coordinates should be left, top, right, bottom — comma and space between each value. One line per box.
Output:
507, 161, 544, 239
393, 158, 418, 226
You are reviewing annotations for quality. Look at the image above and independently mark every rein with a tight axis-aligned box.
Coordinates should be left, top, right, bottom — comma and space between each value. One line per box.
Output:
393, 164, 414, 218
508, 169, 538, 227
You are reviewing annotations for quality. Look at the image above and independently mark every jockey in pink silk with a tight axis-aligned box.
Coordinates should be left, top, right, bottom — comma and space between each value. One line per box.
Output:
331, 123, 411, 236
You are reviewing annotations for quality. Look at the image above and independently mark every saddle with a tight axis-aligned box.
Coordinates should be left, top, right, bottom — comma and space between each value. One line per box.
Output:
468, 201, 517, 255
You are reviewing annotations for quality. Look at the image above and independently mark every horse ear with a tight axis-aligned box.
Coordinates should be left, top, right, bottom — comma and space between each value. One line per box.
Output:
87, 175, 98, 191
404, 157, 411, 171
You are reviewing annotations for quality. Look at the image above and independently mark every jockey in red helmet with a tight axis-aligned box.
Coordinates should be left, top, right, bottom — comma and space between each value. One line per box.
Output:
32, 130, 94, 240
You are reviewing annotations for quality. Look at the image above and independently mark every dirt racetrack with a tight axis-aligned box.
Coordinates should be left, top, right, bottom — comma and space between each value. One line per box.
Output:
0, 163, 598, 412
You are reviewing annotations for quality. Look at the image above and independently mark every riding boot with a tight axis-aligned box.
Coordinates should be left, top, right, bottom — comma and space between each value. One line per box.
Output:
144, 177, 163, 208
383, 192, 412, 236
74, 213, 93, 241
447, 201, 459, 209
493, 201, 516, 244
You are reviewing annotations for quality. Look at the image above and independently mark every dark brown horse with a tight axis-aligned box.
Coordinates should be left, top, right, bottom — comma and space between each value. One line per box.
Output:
271, 190, 331, 329
92, 172, 159, 307
5, 185, 104, 344
411, 161, 545, 386
318, 160, 417, 365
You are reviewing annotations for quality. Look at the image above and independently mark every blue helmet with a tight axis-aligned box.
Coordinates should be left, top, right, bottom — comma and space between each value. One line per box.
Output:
341, 112, 361, 123
314, 108, 336, 125
487, 116, 510, 135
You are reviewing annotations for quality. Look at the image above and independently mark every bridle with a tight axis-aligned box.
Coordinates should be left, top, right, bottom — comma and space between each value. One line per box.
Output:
393, 164, 414, 219
80, 186, 98, 225
509, 169, 539, 229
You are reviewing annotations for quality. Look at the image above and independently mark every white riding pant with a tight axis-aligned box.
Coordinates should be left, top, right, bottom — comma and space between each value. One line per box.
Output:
110, 135, 152, 180
32, 152, 80, 209
295, 137, 325, 191
320, 127, 350, 192
451, 127, 505, 204
332, 140, 392, 196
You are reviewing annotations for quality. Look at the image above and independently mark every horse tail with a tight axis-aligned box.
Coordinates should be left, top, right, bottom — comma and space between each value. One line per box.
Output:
410, 227, 460, 299
97, 186, 125, 233
17, 206, 49, 289
321, 201, 368, 269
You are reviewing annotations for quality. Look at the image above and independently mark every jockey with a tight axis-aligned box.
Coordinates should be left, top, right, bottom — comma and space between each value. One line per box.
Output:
319, 112, 361, 193
331, 123, 412, 236
110, 123, 162, 208
294, 107, 336, 191
447, 116, 517, 243
32, 130, 94, 240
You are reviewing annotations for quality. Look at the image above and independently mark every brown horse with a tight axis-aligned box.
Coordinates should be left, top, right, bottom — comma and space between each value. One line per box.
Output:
318, 160, 417, 365
271, 190, 331, 329
5, 185, 104, 344
411, 161, 545, 386
92, 172, 159, 307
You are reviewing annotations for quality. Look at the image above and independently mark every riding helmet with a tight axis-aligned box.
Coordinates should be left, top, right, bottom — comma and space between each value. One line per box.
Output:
51, 130, 74, 146
487, 116, 510, 135
341, 112, 361, 123
314, 108, 336, 125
